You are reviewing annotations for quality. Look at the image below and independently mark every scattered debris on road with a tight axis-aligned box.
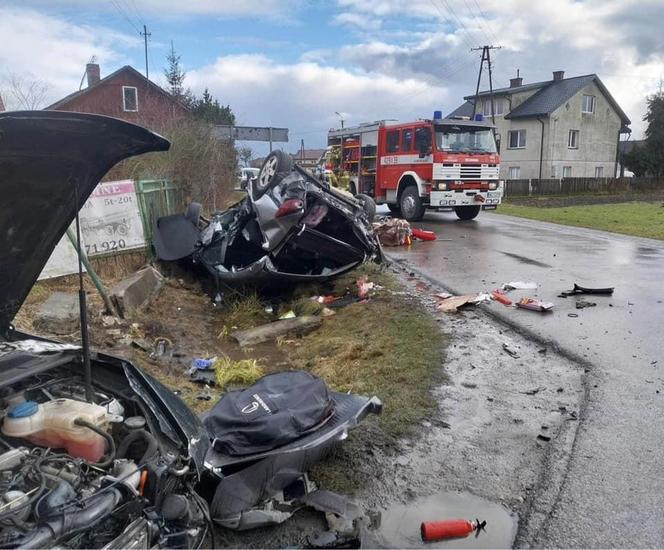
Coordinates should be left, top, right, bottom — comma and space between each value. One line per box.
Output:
420, 518, 487, 542
515, 297, 554, 312
411, 228, 437, 241
373, 217, 412, 246
502, 342, 521, 358
503, 281, 538, 291
558, 283, 615, 297
575, 300, 597, 309
491, 289, 513, 306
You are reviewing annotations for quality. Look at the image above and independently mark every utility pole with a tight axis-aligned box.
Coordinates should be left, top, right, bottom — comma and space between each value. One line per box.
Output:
141, 24, 151, 80
471, 45, 501, 124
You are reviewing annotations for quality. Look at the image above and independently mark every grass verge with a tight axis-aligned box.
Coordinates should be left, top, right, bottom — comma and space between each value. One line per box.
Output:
284, 264, 446, 493
497, 201, 664, 240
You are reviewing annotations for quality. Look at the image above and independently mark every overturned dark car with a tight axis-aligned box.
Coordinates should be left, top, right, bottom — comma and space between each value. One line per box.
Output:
0, 112, 380, 548
153, 150, 382, 289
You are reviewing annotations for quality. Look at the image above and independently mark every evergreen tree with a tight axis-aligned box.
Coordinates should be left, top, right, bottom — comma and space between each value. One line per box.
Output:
164, 41, 186, 98
190, 88, 235, 125
644, 91, 664, 176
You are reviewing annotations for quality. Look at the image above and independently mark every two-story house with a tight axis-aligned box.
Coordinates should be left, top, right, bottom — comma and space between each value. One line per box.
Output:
448, 71, 631, 180
46, 63, 187, 128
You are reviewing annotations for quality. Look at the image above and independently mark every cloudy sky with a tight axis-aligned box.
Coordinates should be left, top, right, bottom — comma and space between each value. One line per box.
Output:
1, 0, 662, 153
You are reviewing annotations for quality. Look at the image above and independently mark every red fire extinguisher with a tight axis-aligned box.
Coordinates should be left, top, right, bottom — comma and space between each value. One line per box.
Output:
420, 518, 487, 542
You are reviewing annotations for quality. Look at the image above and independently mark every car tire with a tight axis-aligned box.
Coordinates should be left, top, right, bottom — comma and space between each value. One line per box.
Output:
185, 202, 202, 227
256, 150, 293, 198
399, 186, 425, 222
454, 205, 481, 220
356, 193, 376, 222
387, 203, 401, 215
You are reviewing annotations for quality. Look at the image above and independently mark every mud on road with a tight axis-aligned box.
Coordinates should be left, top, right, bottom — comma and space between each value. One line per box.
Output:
219, 263, 585, 548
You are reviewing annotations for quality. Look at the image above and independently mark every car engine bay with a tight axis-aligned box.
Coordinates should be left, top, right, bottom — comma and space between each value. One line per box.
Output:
0, 354, 209, 549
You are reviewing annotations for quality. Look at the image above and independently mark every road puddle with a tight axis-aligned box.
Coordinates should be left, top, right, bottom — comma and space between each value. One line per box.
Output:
374, 491, 517, 549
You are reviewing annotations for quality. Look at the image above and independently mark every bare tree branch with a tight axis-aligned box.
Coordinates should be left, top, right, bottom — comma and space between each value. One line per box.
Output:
1, 73, 50, 110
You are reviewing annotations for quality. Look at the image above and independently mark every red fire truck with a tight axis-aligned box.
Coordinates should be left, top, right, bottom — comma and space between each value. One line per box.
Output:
325, 112, 503, 221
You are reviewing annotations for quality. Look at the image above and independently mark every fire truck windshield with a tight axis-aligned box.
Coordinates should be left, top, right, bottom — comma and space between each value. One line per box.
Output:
435, 125, 497, 154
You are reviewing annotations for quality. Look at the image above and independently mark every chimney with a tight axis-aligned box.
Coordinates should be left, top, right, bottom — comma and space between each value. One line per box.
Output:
510, 77, 523, 88
553, 70, 565, 81
86, 63, 100, 87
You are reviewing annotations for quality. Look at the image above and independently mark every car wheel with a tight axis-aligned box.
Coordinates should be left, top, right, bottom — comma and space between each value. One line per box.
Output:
185, 202, 202, 227
454, 205, 481, 220
356, 193, 376, 222
256, 150, 293, 197
387, 203, 401, 215
399, 186, 425, 222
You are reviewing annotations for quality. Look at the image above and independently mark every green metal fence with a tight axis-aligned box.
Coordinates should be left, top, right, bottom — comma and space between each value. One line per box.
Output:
135, 179, 184, 258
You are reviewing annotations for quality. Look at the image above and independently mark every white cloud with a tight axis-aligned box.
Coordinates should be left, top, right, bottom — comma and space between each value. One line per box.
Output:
18, 0, 301, 20
0, 7, 137, 108
333, 12, 382, 31
186, 54, 450, 148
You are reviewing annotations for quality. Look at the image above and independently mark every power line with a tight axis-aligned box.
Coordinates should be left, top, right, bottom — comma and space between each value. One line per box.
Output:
470, 0, 500, 44
428, 0, 475, 52
438, 0, 482, 50
109, 0, 141, 34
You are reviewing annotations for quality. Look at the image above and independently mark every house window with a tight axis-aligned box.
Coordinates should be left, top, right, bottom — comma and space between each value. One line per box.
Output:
582, 94, 595, 114
568, 130, 579, 149
402, 128, 413, 151
386, 130, 400, 153
122, 86, 138, 112
483, 98, 504, 116
562, 166, 572, 178
595, 166, 604, 177
508, 129, 526, 149
508, 166, 521, 179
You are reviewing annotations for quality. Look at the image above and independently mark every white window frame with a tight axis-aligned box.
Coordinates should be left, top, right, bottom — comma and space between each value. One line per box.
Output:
483, 97, 504, 116
595, 166, 604, 178
582, 94, 595, 114
122, 86, 138, 112
507, 129, 526, 149
568, 129, 579, 149
508, 166, 521, 179
562, 166, 572, 178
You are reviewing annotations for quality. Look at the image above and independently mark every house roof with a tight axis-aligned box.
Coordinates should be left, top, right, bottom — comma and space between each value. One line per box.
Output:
446, 101, 475, 118
449, 74, 631, 126
45, 65, 186, 111
292, 148, 326, 160
463, 80, 550, 100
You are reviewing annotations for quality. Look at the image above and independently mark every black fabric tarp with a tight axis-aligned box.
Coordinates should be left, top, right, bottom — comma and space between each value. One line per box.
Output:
203, 371, 335, 456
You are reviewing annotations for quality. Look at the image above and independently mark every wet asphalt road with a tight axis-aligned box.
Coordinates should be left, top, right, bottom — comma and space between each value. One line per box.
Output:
386, 211, 664, 548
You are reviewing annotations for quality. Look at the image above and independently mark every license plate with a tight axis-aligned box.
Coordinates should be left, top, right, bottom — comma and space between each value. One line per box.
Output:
487, 191, 501, 198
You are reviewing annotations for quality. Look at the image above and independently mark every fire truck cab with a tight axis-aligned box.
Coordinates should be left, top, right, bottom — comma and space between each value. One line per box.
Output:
326, 112, 504, 221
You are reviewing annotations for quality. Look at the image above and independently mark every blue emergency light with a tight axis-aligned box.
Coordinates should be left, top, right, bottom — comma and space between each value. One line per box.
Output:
474, 114, 484, 121
433, 110, 443, 120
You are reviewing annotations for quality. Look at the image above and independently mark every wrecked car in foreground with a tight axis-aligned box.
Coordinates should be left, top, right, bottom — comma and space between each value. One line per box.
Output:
0, 111, 380, 548
153, 150, 382, 289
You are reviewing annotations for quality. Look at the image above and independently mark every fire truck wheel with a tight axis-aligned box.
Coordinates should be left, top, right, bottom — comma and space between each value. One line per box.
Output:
356, 193, 376, 222
255, 150, 293, 198
399, 186, 425, 222
454, 205, 482, 220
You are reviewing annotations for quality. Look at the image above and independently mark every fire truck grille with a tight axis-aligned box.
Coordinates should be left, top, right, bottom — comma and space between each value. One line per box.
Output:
460, 166, 482, 179
434, 163, 500, 181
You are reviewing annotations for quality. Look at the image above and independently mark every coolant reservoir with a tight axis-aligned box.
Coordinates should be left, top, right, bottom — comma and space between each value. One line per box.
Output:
2, 399, 110, 462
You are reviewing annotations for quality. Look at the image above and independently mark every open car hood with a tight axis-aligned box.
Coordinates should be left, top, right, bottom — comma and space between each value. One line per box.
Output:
0, 111, 169, 334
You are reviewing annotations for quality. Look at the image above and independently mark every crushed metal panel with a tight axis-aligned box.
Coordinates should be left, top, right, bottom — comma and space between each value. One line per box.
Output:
212, 125, 289, 142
